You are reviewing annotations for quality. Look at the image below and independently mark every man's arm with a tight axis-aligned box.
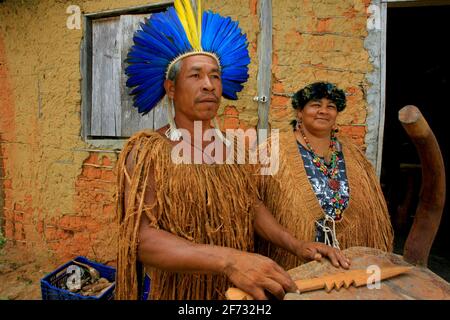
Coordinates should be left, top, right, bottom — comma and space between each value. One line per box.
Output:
124, 148, 297, 300
253, 199, 351, 268
138, 215, 297, 300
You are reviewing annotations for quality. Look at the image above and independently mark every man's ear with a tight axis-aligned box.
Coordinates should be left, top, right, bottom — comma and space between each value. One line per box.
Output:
164, 79, 175, 100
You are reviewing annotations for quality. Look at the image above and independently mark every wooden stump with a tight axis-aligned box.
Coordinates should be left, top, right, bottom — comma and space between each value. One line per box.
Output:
399, 105, 446, 266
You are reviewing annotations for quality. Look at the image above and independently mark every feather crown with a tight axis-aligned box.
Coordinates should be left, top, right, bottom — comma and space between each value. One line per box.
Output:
126, 0, 251, 114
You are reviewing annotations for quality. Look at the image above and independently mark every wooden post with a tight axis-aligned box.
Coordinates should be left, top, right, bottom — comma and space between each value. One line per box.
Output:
81, 15, 93, 140
399, 105, 446, 266
0, 155, 4, 239
256, 0, 272, 144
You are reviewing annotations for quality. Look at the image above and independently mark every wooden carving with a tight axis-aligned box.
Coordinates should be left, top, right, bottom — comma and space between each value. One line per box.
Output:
225, 266, 412, 300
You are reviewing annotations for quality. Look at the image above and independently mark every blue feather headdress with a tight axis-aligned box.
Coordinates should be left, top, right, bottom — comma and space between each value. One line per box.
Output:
125, 0, 250, 116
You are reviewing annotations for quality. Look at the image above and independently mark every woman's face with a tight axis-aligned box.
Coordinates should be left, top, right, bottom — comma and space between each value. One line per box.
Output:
298, 97, 338, 134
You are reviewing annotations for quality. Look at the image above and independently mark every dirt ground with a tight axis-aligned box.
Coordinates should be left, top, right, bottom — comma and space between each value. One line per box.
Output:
0, 243, 56, 300
1, 238, 448, 300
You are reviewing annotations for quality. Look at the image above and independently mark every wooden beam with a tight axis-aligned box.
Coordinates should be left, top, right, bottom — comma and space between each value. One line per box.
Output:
80, 15, 92, 140
376, 1, 388, 177
84, 1, 173, 19
256, 0, 272, 144
384, 0, 450, 7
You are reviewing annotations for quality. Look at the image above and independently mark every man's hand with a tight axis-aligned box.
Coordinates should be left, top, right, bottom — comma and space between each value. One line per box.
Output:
223, 251, 298, 300
295, 241, 351, 269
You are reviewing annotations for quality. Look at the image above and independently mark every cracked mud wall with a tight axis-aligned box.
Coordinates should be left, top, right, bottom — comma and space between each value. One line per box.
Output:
0, 0, 377, 267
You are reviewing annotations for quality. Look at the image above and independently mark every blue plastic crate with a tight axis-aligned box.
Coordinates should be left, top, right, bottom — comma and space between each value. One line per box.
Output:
40, 256, 116, 300
142, 274, 151, 300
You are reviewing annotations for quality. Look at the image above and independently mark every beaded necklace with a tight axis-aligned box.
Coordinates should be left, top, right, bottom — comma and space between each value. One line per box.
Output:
298, 123, 345, 221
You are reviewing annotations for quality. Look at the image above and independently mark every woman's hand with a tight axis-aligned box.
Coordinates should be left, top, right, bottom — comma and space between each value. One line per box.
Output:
295, 241, 351, 269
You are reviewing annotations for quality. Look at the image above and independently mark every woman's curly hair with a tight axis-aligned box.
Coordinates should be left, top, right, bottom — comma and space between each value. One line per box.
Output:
292, 82, 346, 112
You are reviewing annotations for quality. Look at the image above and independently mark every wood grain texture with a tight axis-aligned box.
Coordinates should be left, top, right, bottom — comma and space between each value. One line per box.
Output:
256, 0, 272, 143
226, 264, 412, 300
119, 14, 154, 137
285, 247, 450, 300
92, 17, 121, 137
399, 106, 446, 266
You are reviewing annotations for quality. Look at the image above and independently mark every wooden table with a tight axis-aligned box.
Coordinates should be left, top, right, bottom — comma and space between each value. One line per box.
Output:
285, 247, 450, 300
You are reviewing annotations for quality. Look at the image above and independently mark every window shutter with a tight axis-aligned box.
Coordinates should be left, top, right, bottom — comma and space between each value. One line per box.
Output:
91, 17, 122, 137
91, 14, 169, 138
119, 14, 157, 137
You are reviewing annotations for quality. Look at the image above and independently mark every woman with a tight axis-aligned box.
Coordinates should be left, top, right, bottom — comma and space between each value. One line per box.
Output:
258, 82, 394, 270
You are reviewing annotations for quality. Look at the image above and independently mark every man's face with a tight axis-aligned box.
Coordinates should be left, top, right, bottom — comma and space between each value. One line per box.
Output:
166, 55, 222, 122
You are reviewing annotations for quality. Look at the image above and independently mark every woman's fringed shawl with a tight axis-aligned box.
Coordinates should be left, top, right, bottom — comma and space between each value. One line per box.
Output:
115, 130, 257, 300
257, 132, 394, 270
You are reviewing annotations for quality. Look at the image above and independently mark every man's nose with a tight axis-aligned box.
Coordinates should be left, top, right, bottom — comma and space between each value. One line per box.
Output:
202, 76, 215, 91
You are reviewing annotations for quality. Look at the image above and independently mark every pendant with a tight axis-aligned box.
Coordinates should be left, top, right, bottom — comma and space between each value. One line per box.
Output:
335, 209, 342, 221
328, 178, 340, 191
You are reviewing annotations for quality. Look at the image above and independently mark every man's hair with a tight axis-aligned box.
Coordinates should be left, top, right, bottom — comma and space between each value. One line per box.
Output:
292, 82, 346, 112
167, 60, 183, 83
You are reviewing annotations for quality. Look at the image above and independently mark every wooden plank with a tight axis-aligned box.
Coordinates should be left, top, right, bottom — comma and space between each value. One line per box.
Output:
88, 3, 176, 138
82, 2, 174, 139
256, 0, 272, 144
285, 247, 450, 300
92, 16, 121, 137
84, 1, 173, 19
383, 0, 450, 6
119, 14, 154, 137
81, 16, 92, 140
376, 1, 388, 177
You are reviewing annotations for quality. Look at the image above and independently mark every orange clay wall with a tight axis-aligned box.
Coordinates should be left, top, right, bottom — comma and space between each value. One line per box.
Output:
0, 0, 373, 267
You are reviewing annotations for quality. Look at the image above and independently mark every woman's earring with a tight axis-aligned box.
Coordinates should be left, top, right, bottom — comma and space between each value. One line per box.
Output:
333, 125, 339, 134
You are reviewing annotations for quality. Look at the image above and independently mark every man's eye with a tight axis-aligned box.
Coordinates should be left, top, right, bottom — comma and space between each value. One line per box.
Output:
191, 74, 200, 78
211, 74, 221, 79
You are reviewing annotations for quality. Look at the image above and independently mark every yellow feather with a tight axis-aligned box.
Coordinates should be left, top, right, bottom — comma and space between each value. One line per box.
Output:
175, 0, 201, 50
174, 0, 193, 46
182, 0, 200, 49
197, 0, 202, 44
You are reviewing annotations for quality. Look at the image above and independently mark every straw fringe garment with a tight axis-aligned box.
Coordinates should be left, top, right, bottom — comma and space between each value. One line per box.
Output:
115, 130, 257, 300
257, 132, 394, 271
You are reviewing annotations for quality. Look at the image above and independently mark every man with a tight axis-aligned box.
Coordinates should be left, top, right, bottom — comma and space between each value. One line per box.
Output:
115, 0, 349, 300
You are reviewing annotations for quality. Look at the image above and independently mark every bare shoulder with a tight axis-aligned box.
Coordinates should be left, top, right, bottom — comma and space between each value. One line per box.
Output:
121, 129, 165, 175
